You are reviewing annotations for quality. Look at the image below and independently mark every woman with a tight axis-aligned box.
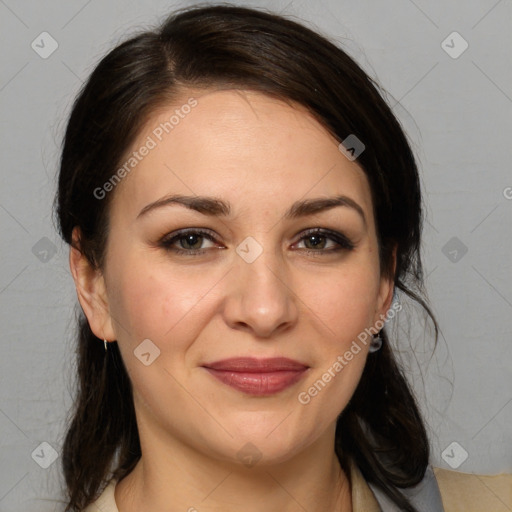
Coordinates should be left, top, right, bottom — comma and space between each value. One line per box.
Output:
55, 4, 511, 511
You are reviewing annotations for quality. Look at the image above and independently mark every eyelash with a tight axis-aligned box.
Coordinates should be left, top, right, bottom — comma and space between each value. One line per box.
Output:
158, 228, 355, 257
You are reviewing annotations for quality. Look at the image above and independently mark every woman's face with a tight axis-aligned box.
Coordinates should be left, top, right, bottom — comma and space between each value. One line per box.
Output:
74, 89, 395, 466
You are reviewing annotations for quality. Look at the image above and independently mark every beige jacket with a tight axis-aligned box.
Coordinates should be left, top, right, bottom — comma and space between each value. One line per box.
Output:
83, 460, 512, 511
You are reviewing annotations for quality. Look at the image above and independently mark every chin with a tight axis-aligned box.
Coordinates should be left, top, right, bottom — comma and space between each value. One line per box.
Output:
204, 421, 312, 468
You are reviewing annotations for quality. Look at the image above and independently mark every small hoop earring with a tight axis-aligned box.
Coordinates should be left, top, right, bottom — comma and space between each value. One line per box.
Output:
104, 339, 108, 352
369, 333, 383, 353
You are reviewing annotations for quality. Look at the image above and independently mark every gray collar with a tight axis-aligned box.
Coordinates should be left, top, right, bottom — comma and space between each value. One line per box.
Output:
368, 465, 445, 511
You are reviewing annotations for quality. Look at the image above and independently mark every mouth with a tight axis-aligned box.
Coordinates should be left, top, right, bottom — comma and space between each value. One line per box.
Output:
201, 357, 309, 396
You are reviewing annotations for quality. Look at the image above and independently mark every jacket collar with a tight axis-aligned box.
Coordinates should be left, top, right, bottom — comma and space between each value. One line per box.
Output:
350, 459, 445, 512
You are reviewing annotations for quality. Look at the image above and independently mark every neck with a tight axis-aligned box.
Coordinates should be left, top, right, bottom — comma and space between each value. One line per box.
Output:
115, 423, 352, 512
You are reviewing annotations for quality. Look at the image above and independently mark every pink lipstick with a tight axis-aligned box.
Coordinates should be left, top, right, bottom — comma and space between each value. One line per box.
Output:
202, 357, 309, 396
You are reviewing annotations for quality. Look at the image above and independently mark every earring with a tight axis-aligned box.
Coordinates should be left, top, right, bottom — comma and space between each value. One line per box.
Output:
369, 332, 383, 353
104, 339, 108, 352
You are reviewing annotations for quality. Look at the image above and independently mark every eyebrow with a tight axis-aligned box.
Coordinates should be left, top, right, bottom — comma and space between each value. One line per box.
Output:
136, 193, 366, 225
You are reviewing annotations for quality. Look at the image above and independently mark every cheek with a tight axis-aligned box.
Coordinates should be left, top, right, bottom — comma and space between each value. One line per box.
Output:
295, 270, 376, 424
106, 262, 210, 405
295, 262, 379, 410
107, 249, 223, 354
306, 264, 380, 342
110, 270, 195, 342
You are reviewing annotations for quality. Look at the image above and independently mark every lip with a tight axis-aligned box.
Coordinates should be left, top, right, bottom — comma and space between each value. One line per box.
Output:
202, 357, 309, 396
203, 357, 309, 372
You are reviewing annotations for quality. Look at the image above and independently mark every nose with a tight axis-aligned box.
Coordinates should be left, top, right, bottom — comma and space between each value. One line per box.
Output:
222, 246, 299, 339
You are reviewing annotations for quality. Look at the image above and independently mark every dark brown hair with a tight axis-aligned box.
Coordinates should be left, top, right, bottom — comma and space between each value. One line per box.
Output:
55, 4, 439, 511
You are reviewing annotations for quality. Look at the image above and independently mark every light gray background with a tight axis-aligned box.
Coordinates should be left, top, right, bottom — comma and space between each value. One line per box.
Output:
1, 0, 511, 510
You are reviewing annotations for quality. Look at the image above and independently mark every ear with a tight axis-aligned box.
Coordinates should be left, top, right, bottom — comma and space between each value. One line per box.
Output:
373, 243, 398, 325
69, 226, 116, 341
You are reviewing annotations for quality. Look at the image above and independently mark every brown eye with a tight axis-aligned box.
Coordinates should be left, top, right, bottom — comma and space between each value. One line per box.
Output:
301, 233, 330, 250
159, 229, 219, 255
176, 233, 205, 250
295, 228, 355, 253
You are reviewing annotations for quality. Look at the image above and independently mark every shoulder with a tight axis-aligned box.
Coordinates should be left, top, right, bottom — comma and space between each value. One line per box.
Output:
82, 479, 119, 512
433, 466, 512, 512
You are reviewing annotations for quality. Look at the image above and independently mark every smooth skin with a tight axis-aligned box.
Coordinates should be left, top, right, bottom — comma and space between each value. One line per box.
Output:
70, 89, 396, 512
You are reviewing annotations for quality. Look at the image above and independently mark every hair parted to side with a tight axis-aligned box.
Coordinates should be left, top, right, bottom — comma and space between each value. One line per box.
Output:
55, 4, 439, 511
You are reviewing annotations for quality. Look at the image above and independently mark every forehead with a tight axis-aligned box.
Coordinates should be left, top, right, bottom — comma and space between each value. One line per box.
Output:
108, 89, 374, 226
